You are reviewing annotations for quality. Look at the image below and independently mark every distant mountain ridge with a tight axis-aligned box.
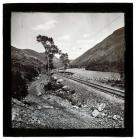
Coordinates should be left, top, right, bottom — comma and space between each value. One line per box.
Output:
70, 27, 125, 73
11, 46, 63, 71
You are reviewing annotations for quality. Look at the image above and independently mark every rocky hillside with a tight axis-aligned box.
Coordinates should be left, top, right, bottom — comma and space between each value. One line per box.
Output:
70, 27, 125, 73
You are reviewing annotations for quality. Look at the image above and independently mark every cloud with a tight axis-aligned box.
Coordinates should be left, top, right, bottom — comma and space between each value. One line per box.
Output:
32, 20, 57, 31
83, 33, 90, 38
76, 39, 92, 44
58, 35, 71, 41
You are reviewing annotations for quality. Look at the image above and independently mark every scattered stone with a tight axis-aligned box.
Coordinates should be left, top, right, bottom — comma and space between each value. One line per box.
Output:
70, 90, 76, 94
18, 117, 22, 121
120, 117, 123, 121
12, 98, 25, 106
37, 91, 42, 96
23, 114, 27, 117
31, 118, 36, 123
108, 115, 112, 118
72, 105, 79, 109
78, 104, 82, 108
62, 85, 69, 91
51, 76, 58, 81
58, 91, 63, 94
113, 115, 121, 120
57, 79, 63, 83
82, 104, 88, 108
101, 113, 106, 117
55, 82, 63, 89
37, 120, 41, 124
91, 109, 100, 117
42, 105, 53, 109
37, 105, 42, 110
97, 103, 106, 112
12, 111, 19, 121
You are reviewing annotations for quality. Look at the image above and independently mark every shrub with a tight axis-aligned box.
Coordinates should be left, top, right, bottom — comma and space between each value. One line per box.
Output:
11, 71, 28, 100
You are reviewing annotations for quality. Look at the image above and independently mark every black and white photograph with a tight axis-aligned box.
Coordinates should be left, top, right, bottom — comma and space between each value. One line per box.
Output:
3, 3, 133, 137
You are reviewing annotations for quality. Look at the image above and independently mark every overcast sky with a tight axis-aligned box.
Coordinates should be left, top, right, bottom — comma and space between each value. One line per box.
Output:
11, 12, 124, 59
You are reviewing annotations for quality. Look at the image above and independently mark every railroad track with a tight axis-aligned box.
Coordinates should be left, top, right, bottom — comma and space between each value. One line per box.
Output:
57, 73, 125, 98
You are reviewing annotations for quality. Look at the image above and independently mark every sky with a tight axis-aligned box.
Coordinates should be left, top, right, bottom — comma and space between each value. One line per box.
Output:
11, 12, 124, 60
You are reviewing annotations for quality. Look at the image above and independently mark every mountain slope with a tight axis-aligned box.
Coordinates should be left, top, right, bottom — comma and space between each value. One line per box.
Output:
11, 46, 63, 72
11, 46, 62, 99
70, 27, 125, 73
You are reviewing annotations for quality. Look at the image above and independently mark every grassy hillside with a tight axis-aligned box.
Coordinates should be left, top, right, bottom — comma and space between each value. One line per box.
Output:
70, 27, 125, 73
11, 46, 62, 99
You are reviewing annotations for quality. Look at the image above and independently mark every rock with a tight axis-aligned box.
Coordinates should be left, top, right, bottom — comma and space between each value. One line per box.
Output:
97, 103, 106, 112
62, 85, 69, 91
72, 105, 79, 109
120, 117, 123, 121
113, 115, 121, 120
37, 120, 41, 124
91, 109, 100, 117
108, 115, 112, 118
18, 117, 22, 121
31, 116, 37, 122
37, 91, 42, 96
59, 91, 63, 94
83, 104, 88, 108
57, 79, 63, 83
12, 111, 18, 121
12, 98, 24, 106
55, 83, 63, 89
51, 76, 58, 81
70, 90, 76, 94
37, 105, 42, 110
71, 100, 77, 106
78, 104, 82, 108
101, 113, 106, 117
42, 105, 53, 109
23, 114, 27, 117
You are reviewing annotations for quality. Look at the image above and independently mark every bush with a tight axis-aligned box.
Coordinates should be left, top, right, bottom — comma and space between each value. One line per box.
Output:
11, 71, 28, 100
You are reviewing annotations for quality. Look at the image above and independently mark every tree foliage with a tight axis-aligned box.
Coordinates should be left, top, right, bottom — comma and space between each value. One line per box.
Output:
60, 53, 70, 70
12, 71, 28, 100
36, 35, 60, 74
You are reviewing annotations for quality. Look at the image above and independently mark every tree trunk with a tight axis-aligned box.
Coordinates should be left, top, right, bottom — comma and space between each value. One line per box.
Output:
47, 54, 50, 76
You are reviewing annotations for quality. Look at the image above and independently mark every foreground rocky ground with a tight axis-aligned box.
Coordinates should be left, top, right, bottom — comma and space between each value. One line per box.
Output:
12, 74, 124, 129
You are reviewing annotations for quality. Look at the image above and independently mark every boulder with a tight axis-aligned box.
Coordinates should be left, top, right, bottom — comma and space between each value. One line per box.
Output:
70, 90, 76, 94
96, 103, 106, 112
62, 85, 69, 91
113, 115, 121, 120
12, 111, 19, 121
91, 109, 100, 117
50, 76, 58, 81
37, 91, 42, 96
55, 82, 63, 89
57, 79, 63, 83
37, 105, 42, 110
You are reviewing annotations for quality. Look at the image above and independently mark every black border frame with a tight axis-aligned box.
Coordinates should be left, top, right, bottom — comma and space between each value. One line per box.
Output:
3, 3, 133, 137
